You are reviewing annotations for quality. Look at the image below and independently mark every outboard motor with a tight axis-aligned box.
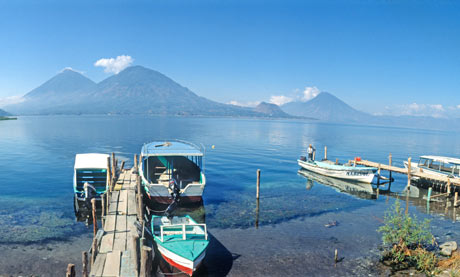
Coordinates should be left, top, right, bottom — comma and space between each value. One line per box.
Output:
165, 178, 181, 219
83, 182, 97, 211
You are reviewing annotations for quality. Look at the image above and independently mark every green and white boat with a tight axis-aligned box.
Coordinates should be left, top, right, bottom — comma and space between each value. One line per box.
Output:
151, 215, 209, 276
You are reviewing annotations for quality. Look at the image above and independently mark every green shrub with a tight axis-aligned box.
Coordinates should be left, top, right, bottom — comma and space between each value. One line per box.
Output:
378, 200, 437, 274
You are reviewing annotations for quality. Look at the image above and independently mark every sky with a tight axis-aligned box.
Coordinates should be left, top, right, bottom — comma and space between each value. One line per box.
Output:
0, 0, 459, 117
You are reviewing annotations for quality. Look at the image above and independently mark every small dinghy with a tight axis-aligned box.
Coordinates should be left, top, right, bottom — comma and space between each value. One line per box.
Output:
298, 157, 377, 183
151, 215, 209, 276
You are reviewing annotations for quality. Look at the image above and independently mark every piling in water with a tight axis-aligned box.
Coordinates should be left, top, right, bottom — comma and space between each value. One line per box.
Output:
91, 198, 97, 237
324, 146, 327, 160
66, 264, 75, 277
82, 251, 88, 277
256, 169, 261, 199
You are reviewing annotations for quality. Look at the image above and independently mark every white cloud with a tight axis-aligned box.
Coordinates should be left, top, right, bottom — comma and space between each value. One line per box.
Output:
94, 55, 133, 74
0, 95, 25, 108
228, 100, 260, 107
267, 86, 320, 106
301, 86, 320, 101
389, 102, 448, 118
269, 95, 293, 106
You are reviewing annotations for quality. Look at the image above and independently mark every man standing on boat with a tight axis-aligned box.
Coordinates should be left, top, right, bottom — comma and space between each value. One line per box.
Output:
307, 144, 316, 161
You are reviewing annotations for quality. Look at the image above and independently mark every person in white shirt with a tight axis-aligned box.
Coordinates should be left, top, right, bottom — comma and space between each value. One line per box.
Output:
307, 144, 316, 161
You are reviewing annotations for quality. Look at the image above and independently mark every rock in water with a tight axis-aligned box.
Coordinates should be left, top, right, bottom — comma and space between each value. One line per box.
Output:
440, 241, 457, 256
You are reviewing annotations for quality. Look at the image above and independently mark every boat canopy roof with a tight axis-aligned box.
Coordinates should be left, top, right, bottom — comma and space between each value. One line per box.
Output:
74, 153, 109, 169
420, 155, 460, 165
141, 140, 203, 157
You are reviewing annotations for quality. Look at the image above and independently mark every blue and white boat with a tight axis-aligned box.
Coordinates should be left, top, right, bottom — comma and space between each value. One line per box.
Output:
73, 153, 110, 202
140, 140, 206, 204
298, 158, 377, 183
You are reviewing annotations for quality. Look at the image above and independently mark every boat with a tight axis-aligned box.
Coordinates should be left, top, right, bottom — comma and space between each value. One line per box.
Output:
140, 140, 206, 204
297, 158, 377, 183
73, 153, 109, 215
298, 169, 375, 199
404, 155, 460, 178
151, 215, 209, 276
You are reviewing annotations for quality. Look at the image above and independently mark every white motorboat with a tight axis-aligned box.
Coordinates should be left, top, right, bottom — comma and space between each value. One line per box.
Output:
298, 158, 376, 183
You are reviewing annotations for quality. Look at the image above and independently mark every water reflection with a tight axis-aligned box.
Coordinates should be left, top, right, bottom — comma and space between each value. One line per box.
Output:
298, 169, 460, 221
298, 169, 375, 200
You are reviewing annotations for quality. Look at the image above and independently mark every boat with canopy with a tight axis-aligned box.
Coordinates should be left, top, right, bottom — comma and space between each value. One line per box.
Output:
140, 140, 206, 204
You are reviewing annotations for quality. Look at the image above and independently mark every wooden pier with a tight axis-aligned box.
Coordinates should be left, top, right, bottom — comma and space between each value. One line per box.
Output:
351, 158, 460, 187
67, 154, 154, 277
90, 168, 141, 277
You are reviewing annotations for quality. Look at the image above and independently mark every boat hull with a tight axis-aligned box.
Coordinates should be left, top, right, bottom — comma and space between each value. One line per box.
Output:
157, 243, 206, 276
145, 183, 205, 204
298, 160, 376, 183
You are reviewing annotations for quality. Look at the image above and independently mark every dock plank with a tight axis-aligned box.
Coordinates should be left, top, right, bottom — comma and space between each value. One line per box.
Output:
108, 191, 120, 215
113, 215, 127, 251
102, 250, 121, 277
118, 189, 128, 215
90, 253, 107, 276
120, 250, 136, 277
99, 214, 116, 253
127, 190, 137, 216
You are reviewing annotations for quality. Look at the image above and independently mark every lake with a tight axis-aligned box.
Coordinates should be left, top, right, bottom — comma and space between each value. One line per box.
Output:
1, 115, 460, 276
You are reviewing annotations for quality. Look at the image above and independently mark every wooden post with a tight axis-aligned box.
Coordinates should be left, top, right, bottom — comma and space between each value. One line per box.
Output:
335, 158, 338, 165
66, 264, 75, 277
377, 164, 381, 186
312, 151, 316, 161
107, 156, 112, 192
132, 234, 139, 276
140, 246, 152, 277
256, 169, 261, 199
137, 175, 144, 225
448, 178, 451, 194
91, 198, 97, 237
91, 238, 97, 267
82, 252, 88, 277
112, 152, 116, 179
121, 160, 125, 171
106, 191, 110, 215
134, 154, 138, 173
324, 146, 327, 160
407, 157, 412, 188
255, 198, 260, 228
101, 194, 105, 227
427, 187, 432, 204
455, 192, 458, 207
334, 249, 338, 263
389, 153, 392, 182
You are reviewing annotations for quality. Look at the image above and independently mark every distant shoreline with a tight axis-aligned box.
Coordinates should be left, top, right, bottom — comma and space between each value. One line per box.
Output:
0, 116, 17, 120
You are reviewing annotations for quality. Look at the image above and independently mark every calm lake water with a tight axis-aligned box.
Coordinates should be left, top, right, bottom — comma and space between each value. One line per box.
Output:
1, 115, 460, 276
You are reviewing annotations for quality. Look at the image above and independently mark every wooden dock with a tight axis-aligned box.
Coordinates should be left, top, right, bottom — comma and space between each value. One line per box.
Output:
352, 158, 460, 187
66, 153, 154, 277
90, 168, 141, 277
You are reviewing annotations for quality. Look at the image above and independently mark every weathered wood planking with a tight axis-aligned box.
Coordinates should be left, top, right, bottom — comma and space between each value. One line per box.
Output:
99, 214, 116, 253
354, 159, 460, 186
102, 250, 121, 276
127, 190, 137, 216
118, 189, 128, 215
91, 253, 107, 277
90, 168, 141, 277
120, 250, 136, 277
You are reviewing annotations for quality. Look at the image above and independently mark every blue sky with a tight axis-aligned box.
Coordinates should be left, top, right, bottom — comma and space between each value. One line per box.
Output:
0, 0, 459, 116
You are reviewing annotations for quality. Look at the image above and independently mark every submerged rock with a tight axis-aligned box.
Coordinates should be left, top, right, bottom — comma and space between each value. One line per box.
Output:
440, 241, 457, 256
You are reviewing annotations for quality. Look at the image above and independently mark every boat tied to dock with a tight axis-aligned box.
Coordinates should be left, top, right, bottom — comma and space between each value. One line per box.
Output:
298, 157, 377, 183
140, 140, 206, 204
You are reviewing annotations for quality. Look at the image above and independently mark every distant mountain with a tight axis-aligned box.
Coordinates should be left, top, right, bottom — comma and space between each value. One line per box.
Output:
281, 92, 370, 122
5, 66, 289, 118
0, 108, 10, 116
253, 102, 292, 118
5, 69, 96, 114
